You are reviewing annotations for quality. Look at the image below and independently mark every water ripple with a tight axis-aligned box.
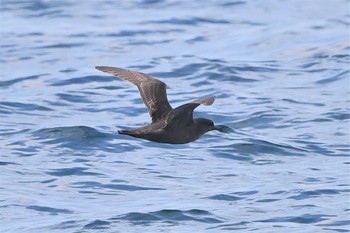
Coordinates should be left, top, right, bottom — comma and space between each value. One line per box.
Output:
71, 181, 164, 192
113, 209, 223, 224
256, 214, 335, 224
26, 205, 73, 215
0, 74, 46, 88
0, 101, 53, 112
145, 17, 231, 25
288, 189, 347, 200
83, 220, 110, 230
47, 167, 103, 177
51, 75, 115, 86
315, 70, 349, 84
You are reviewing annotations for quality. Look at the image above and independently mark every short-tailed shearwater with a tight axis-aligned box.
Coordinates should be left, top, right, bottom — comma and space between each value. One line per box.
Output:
96, 66, 222, 144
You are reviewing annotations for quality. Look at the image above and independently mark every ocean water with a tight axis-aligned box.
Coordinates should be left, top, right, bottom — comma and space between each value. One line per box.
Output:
1, 0, 349, 232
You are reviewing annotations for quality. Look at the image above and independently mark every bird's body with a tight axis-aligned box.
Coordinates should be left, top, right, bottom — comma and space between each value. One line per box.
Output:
119, 118, 213, 144
95, 66, 221, 144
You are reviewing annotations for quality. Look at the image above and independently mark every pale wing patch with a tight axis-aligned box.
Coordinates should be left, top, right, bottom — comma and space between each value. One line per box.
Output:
191, 96, 216, 106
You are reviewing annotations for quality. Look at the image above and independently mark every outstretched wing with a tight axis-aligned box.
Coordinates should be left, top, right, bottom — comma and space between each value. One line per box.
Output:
165, 96, 216, 126
96, 66, 173, 122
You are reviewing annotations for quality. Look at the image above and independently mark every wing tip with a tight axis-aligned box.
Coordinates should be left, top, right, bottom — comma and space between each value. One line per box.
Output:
205, 96, 216, 105
95, 66, 108, 71
95, 66, 130, 74
193, 96, 216, 106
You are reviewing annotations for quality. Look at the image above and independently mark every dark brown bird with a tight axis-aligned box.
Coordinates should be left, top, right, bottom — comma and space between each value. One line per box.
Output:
95, 66, 222, 144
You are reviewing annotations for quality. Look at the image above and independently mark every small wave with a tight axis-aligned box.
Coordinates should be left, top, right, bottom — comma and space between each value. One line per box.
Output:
152, 63, 208, 78
112, 209, 223, 224
83, 220, 110, 230
51, 75, 115, 86
206, 190, 259, 202
210, 138, 306, 161
52, 221, 80, 230
204, 71, 258, 83
130, 39, 174, 46
31, 126, 141, 152
0, 74, 46, 88
31, 126, 112, 148
98, 29, 183, 37
0, 101, 53, 113
211, 151, 254, 161
323, 111, 350, 121
47, 167, 103, 177
288, 189, 346, 200
37, 42, 87, 49
186, 36, 207, 44
55, 93, 92, 103
231, 113, 283, 129
256, 214, 335, 224
245, 138, 307, 155
282, 98, 325, 107
26, 205, 73, 215
220, 1, 246, 7
32, 126, 110, 140
317, 220, 350, 227
206, 221, 250, 231
144, 17, 230, 26
0, 161, 20, 166
316, 70, 349, 84
290, 139, 349, 157
207, 194, 244, 201
71, 181, 164, 192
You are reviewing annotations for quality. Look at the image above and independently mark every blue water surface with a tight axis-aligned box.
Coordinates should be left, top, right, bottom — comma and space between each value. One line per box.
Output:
1, 0, 349, 232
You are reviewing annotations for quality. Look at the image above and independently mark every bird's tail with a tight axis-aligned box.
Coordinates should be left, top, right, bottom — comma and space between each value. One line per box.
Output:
118, 129, 132, 135
118, 129, 142, 138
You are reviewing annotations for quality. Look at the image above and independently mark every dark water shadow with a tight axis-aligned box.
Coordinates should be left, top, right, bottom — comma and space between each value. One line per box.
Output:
31, 126, 141, 152
108, 209, 223, 226
209, 128, 308, 161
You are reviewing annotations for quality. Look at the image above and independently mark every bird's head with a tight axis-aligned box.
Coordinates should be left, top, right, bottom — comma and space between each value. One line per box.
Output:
195, 118, 224, 134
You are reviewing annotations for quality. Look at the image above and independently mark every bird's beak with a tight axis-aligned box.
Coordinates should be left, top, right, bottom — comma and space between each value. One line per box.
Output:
212, 124, 232, 133
212, 125, 226, 132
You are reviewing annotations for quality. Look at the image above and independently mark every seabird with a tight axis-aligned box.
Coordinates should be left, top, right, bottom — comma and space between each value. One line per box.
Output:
95, 66, 222, 144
